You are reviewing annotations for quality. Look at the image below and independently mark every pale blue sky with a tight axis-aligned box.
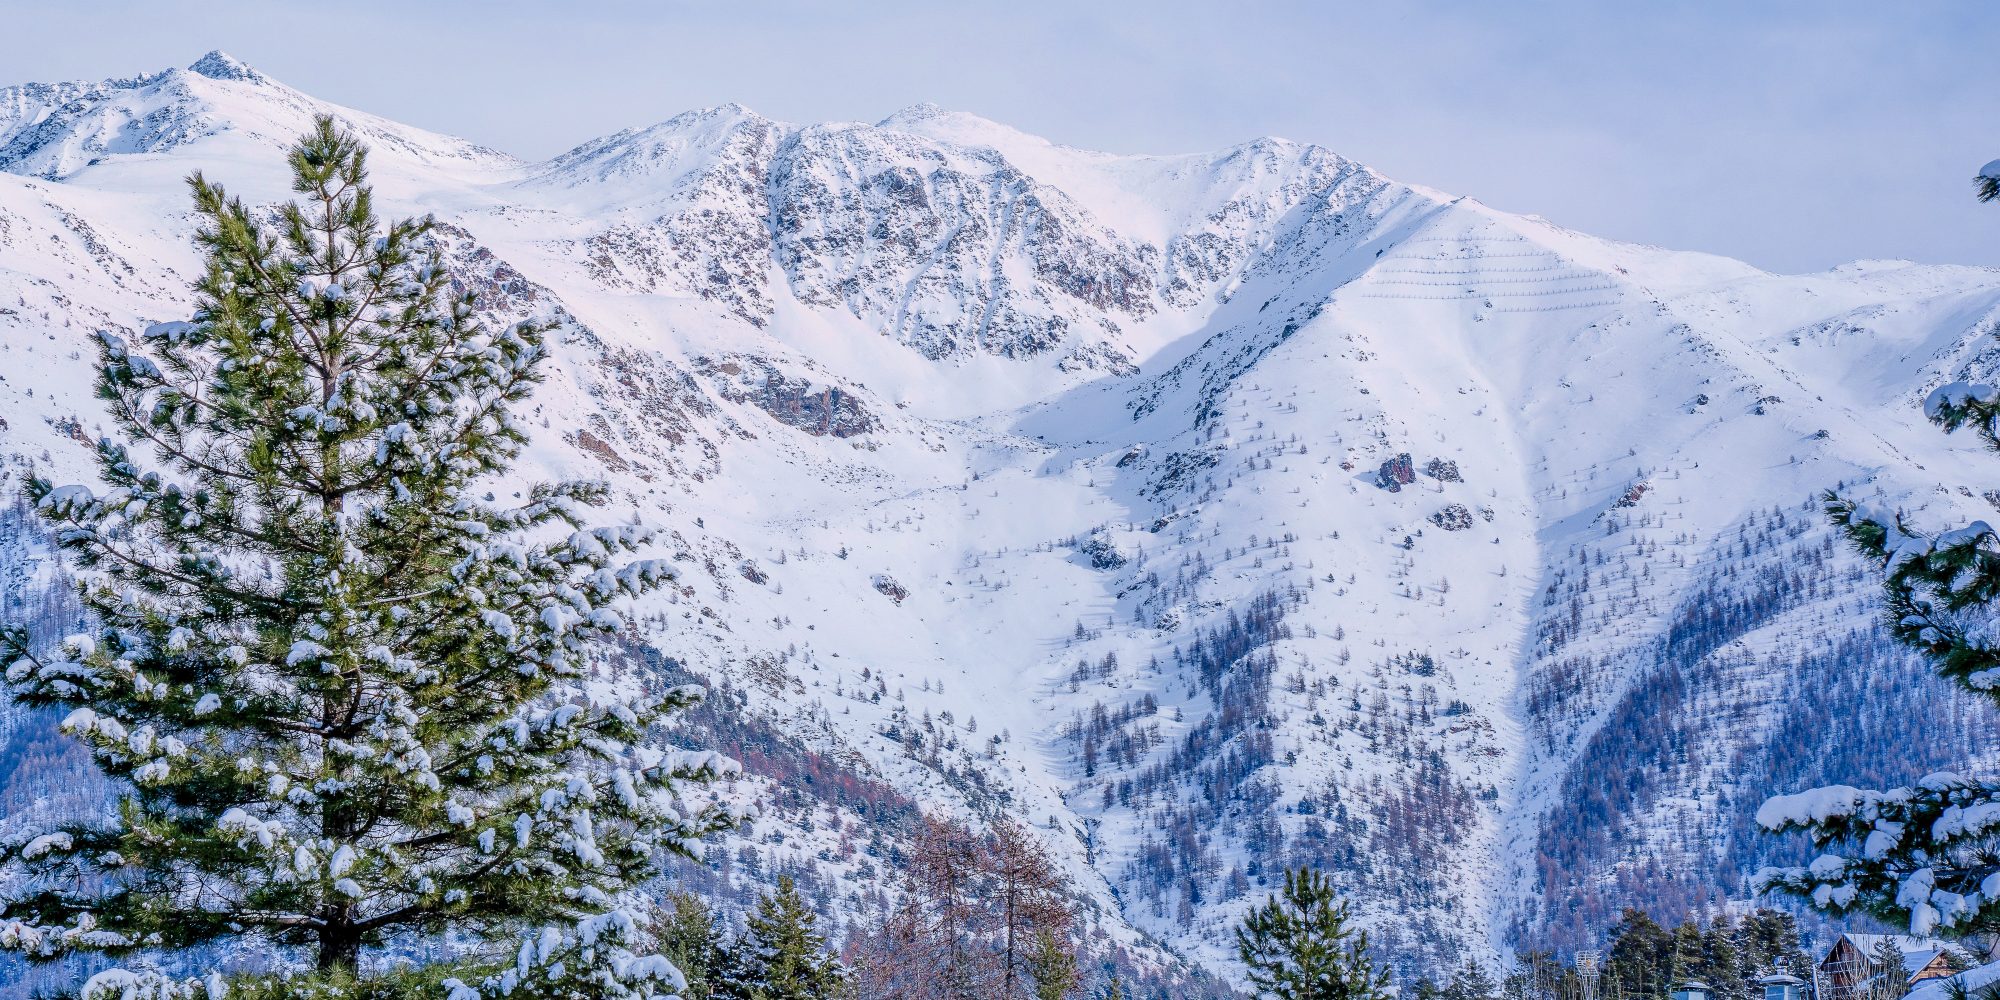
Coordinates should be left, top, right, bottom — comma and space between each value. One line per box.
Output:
5, 1, 1995, 273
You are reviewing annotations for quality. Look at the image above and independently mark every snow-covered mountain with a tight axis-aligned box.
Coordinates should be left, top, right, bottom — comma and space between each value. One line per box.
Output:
5, 52, 2000, 986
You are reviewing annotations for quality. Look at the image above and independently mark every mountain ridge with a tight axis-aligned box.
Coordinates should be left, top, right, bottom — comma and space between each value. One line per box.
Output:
2, 51, 1999, 988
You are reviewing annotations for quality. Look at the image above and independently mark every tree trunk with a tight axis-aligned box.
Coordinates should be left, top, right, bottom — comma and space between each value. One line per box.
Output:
319, 917, 360, 976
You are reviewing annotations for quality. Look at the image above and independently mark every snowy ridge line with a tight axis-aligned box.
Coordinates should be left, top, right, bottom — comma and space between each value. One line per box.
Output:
1371, 266, 1581, 276
0, 50, 1998, 989
1349, 286, 1621, 300
1487, 299, 1623, 312
1361, 277, 1615, 289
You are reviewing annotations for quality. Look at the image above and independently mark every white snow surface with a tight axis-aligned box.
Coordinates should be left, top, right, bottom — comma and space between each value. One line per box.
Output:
6, 52, 2000, 980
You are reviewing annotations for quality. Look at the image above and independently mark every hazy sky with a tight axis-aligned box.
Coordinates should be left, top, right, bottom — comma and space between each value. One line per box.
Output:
6, 1, 1995, 273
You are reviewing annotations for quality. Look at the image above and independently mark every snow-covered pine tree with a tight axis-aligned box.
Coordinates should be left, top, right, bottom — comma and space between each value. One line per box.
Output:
0, 115, 742, 998
1756, 381, 2000, 936
717, 875, 845, 1000
1234, 867, 1390, 1000
1438, 960, 1498, 1000
1867, 937, 1914, 1000
657, 892, 728, 1000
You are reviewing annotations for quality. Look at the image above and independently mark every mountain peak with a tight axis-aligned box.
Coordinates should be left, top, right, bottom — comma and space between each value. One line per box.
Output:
186, 50, 265, 84
879, 101, 948, 125
877, 103, 1017, 138
873, 103, 1068, 169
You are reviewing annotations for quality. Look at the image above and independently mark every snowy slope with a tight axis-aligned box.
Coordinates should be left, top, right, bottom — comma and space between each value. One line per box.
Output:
5, 52, 2000, 984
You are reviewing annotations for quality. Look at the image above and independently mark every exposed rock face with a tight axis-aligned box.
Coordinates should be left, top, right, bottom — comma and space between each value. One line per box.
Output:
1425, 458, 1463, 483
872, 573, 909, 604
531, 106, 782, 327
0, 71, 231, 178
1378, 452, 1416, 491
1430, 504, 1475, 531
1161, 140, 1382, 307
516, 107, 1402, 373
1150, 448, 1223, 498
699, 355, 878, 438
767, 122, 1153, 362
427, 221, 549, 316
1080, 526, 1128, 570
589, 348, 725, 482
0, 51, 509, 179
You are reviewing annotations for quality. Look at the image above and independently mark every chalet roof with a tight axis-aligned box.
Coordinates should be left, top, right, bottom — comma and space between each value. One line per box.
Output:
1908, 960, 2000, 1000
1821, 934, 1955, 984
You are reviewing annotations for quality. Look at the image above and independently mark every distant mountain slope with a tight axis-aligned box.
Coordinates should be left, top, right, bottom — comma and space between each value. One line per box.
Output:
3, 52, 2000, 988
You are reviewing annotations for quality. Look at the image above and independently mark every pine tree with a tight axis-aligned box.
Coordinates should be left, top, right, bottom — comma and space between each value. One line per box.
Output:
1025, 929, 1080, 1000
1605, 909, 1675, 1000
1503, 950, 1575, 1000
1694, 918, 1745, 1000
658, 891, 728, 1000
1234, 867, 1391, 1000
1734, 910, 1805, 978
0, 116, 742, 997
1757, 171, 2000, 938
1868, 938, 1913, 1000
1758, 353, 2000, 931
1441, 960, 1498, 1000
723, 875, 846, 1000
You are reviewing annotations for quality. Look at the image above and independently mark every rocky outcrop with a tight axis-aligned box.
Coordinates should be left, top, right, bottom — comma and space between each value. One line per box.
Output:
534, 107, 781, 327
767, 123, 1154, 363
698, 355, 878, 438
871, 573, 909, 604
1430, 504, 1475, 531
1079, 526, 1128, 570
1612, 482, 1650, 509
1378, 452, 1416, 491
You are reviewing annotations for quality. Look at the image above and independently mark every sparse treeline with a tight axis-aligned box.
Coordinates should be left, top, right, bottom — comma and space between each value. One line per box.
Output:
638, 810, 1150, 1000
0, 112, 1114, 1000
846, 815, 1081, 1000
1482, 909, 1814, 1000
12, 66, 2000, 1000
1753, 167, 2000, 956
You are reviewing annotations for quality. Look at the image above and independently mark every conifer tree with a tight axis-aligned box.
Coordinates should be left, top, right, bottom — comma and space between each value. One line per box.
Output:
1234, 867, 1391, 1000
1733, 910, 1805, 978
1756, 159, 2000, 942
1868, 938, 1914, 1000
658, 892, 728, 1000
1605, 909, 1674, 1000
722, 875, 846, 1000
1694, 919, 1744, 1000
1025, 929, 1081, 1000
0, 116, 742, 997
1441, 960, 1498, 1000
